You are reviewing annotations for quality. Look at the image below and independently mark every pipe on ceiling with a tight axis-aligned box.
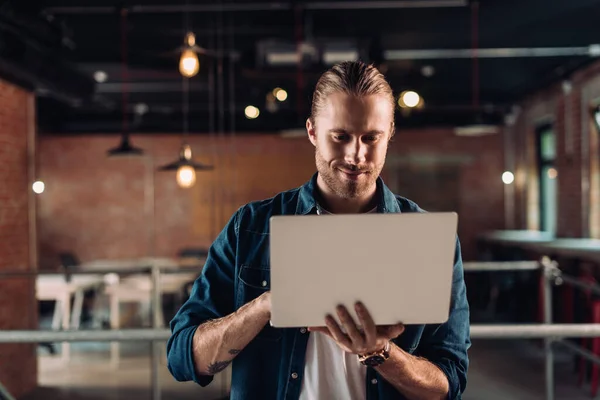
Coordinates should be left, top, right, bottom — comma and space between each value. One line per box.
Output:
384, 45, 600, 60
44, 1, 467, 14
96, 81, 208, 93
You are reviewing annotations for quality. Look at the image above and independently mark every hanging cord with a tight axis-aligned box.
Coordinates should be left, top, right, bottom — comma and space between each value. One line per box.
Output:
182, 69, 190, 141
120, 7, 129, 138
182, 1, 190, 143
217, 0, 226, 227
228, 11, 237, 213
471, 0, 480, 111
209, 21, 217, 240
295, 6, 304, 120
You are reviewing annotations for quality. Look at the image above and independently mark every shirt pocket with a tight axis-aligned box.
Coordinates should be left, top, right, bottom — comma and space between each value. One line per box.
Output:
236, 264, 282, 342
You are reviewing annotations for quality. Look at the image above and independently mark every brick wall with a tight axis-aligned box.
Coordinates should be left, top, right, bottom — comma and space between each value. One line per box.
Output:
385, 128, 505, 260
512, 60, 600, 238
37, 128, 505, 265
37, 134, 318, 266
0, 79, 37, 398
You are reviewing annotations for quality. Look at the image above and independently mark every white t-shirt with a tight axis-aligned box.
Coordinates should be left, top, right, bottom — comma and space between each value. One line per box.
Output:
299, 331, 367, 400
299, 203, 377, 400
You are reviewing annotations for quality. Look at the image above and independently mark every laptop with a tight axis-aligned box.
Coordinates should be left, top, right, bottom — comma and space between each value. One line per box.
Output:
268, 212, 458, 328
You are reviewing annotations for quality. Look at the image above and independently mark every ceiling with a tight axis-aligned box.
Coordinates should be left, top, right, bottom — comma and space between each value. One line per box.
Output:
2, 0, 600, 135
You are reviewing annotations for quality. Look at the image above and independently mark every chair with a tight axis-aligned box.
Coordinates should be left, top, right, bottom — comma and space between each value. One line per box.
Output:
103, 271, 196, 366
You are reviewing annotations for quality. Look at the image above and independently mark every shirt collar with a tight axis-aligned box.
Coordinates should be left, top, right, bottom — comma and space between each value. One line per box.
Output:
295, 172, 401, 215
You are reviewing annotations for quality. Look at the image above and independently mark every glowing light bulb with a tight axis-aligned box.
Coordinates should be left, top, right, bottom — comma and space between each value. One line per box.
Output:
179, 49, 200, 78
402, 91, 420, 108
547, 168, 558, 179
32, 181, 45, 194
176, 166, 196, 188
273, 88, 288, 102
245, 105, 260, 119
502, 171, 515, 185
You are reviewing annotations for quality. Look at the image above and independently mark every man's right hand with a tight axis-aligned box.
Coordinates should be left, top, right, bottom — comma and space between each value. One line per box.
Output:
258, 291, 272, 319
192, 290, 274, 376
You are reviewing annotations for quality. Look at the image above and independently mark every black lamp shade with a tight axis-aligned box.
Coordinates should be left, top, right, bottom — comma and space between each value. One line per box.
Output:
158, 143, 213, 171
158, 159, 214, 171
107, 134, 144, 157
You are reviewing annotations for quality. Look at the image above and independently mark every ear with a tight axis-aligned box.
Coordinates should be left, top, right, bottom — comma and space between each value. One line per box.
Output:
306, 118, 317, 147
388, 122, 396, 145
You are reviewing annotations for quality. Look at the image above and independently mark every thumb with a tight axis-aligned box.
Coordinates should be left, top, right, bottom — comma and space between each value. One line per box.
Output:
392, 323, 405, 337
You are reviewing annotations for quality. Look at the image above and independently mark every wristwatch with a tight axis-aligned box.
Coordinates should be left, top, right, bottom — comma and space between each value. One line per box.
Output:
358, 341, 391, 367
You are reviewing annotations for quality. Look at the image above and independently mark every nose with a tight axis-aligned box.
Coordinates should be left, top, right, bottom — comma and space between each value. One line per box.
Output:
344, 137, 367, 165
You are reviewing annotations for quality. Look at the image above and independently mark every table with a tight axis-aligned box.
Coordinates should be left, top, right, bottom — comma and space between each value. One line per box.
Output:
78, 256, 204, 273
36, 274, 106, 361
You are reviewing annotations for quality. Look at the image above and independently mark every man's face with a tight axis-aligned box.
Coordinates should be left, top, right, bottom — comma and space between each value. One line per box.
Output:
307, 92, 393, 199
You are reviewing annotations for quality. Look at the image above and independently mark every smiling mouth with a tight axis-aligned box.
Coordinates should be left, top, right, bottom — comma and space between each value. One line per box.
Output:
339, 169, 367, 180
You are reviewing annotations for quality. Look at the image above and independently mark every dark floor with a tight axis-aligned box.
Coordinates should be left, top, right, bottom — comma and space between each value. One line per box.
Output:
14, 337, 597, 400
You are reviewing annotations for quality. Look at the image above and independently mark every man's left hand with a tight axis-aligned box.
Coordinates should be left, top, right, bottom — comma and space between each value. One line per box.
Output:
308, 302, 405, 355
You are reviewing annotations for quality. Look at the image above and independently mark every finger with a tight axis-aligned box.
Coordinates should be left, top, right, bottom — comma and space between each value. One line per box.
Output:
393, 323, 406, 337
325, 314, 352, 348
355, 302, 377, 346
336, 305, 365, 348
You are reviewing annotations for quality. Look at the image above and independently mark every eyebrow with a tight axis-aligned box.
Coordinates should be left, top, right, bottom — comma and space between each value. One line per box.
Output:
328, 129, 385, 136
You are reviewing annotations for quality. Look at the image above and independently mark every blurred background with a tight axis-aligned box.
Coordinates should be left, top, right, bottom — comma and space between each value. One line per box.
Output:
1, 0, 600, 399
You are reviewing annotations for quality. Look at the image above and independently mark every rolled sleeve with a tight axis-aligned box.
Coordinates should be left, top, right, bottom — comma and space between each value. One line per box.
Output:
168, 325, 214, 386
166, 207, 241, 385
417, 238, 471, 399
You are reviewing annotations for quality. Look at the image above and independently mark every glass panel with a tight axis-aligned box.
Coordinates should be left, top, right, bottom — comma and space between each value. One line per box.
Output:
541, 165, 557, 234
540, 129, 556, 162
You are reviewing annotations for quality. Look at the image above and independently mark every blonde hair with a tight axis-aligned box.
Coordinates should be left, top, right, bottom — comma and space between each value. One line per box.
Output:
309, 61, 395, 136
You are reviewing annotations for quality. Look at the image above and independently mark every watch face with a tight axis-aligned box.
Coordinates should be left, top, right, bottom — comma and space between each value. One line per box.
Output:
364, 355, 385, 367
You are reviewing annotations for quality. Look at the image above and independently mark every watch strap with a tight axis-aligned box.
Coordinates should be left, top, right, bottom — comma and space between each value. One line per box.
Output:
358, 341, 391, 366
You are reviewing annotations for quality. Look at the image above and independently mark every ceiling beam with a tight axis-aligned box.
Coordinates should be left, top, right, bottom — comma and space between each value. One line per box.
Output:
44, 1, 467, 15
480, 0, 600, 43
96, 81, 208, 93
385, 45, 600, 60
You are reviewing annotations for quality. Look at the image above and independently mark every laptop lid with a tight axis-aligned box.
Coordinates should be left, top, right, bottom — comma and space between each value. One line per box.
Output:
269, 212, 458, 328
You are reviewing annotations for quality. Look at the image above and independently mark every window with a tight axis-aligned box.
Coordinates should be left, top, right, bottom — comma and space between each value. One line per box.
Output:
536, 124, 557, 234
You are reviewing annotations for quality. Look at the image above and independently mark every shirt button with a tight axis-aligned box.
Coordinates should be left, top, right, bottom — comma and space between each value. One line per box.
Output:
371, 378, 378, 385
261, 280, 268, 287
291, 372, 299, 379
300, 328, 307, 334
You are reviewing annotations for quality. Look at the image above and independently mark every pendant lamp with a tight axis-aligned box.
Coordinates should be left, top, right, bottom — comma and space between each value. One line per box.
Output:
107, 133, 144, 156
158, 143, 213, 188
108, 7, 144, 157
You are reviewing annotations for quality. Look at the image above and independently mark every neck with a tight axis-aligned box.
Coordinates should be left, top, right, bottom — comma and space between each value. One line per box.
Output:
315, 174, 378, 214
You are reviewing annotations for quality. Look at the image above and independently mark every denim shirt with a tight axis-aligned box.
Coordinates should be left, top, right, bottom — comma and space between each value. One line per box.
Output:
167, 173, 471, 400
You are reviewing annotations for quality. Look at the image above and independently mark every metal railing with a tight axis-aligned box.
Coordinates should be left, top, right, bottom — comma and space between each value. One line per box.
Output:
0, 381, 14, 400
0, 263, 200, 400
1, 258, 600, 400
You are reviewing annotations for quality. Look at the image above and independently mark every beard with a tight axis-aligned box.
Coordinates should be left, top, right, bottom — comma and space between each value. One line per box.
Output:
315, 145, 383, 199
